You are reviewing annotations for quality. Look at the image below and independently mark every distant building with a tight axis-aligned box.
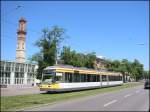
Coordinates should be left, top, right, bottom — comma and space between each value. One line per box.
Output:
93, 57, 107, 70
0, 18, 38, 85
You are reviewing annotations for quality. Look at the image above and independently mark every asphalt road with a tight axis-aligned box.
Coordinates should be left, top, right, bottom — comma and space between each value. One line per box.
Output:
24, 85, 149, 111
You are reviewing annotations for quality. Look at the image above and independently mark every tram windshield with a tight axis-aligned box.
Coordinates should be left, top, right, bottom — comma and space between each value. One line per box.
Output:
42, 69, 63, 84
42, 79, 52, 84
42, 70, 55, 84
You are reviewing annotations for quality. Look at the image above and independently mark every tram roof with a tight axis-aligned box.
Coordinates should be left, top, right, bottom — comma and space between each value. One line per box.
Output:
45, 65, 99, 70
44, 65, 121, 76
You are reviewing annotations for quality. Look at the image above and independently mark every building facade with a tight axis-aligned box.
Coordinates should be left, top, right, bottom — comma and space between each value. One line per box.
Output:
0, 60, 38, 85
93, 58, 107, 70
0, 18, 39, 85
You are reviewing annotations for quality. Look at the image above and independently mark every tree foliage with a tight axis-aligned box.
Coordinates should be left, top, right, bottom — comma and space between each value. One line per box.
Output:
104, 58, 145, 81
31, 26, 66, 79
143, 71, 150, 79
60, 46, 96, 68
30, 26, 146, 82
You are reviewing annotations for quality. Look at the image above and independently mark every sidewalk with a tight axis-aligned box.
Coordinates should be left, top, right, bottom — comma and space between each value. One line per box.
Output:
1, 85, 45, 96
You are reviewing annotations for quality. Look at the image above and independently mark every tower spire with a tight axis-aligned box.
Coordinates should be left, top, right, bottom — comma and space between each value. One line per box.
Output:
16, 17, 27, 63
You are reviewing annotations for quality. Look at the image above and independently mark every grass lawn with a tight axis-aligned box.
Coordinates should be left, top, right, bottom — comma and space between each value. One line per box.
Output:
1, 82, 143, 111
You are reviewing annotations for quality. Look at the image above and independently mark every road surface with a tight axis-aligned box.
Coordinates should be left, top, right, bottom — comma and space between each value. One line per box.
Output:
23, 85, 149, 111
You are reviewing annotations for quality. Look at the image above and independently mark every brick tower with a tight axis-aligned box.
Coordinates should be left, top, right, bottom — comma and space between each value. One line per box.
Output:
16, 17, 27, 63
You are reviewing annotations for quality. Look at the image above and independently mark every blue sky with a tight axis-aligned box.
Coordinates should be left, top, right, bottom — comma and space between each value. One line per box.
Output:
1, 1, 149, 70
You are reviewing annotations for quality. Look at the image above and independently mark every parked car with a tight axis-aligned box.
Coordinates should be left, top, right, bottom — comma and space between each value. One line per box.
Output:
144, 79, 150, 89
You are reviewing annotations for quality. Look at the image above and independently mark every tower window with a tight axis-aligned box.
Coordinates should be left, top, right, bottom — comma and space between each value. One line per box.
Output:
17, 43, 19, 49
22, 43, 24, 49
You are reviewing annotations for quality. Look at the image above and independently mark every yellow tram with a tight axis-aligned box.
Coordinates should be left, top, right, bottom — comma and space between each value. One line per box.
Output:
39, 65, 123, 92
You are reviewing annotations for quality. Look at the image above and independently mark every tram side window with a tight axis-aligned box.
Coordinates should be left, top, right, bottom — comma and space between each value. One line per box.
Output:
115, 76, 118, 81
62, 73, 65, 82
108, 76, 110, 81
65, 73, 68, 82
119, 76, 122, 81
118, 76, 121, 81
81, 74, 85, 82
116, 76, 119, 81
74, 74, 77, 82
75, 74, 87, 82
68, 73, 73, 82
90, 74, 93, 82
77, 74, 80, 82
117, 76, 121, 81
93, 74, 96, 82
87, 74, 91, 82
115, 76, 117, 81
113, 75, 122, 81
109, 76, 116, 81
102, 75, 107, 81
108, 76, 112, 81
90, 75, 93, 82
109, 76, 121, 81
96, 75, 99, 82
65, 73, 73, 82
73, 73, 80, 82
96, 75, 100, 82
115, 76, 120, 81
84, 74, 87, 82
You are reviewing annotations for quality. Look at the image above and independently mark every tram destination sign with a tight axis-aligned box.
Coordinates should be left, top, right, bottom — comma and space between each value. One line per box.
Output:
56, 72, 62, 76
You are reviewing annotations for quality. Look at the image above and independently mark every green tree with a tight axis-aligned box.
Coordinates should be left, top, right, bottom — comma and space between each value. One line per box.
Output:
85, 52, 97, 68
104, 58, 145, 82
143, 71, 150, 79
31, 26, 66, 79
60, 46, 72, 65
60, 46, 96, 68
130, 59, 144, 81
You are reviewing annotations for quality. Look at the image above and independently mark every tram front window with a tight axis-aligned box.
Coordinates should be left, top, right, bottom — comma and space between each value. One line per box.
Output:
42, 79, 52, 84
42, 69, 55, 84
42, 70, 63, 83
42, 75, 54, 84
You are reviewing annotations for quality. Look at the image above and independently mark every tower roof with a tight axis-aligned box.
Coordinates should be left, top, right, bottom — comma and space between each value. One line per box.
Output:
19, 17, 26, 22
